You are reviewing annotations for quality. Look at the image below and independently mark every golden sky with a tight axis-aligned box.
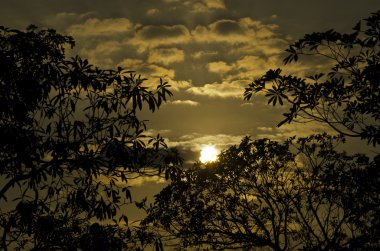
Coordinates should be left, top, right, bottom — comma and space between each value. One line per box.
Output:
1, 0, 379, 163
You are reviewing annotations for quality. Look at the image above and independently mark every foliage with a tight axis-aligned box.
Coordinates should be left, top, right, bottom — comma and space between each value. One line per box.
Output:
0, 25, 182, 250
244, 11, 380, 146
143, 135, 380, 250
140, 11, 380, 251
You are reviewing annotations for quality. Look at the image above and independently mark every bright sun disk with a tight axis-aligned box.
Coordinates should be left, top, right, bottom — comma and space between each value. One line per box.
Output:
200, 145, 218, 163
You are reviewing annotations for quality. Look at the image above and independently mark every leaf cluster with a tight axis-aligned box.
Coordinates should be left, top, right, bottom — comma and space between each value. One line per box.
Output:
143, 135, 380, 250
0, 26, 182, 250
244, 11, 380, 145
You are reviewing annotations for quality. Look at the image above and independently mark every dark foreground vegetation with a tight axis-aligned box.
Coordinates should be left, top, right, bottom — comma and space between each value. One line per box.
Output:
0, 25, 181, 250
143, 11, 380, 250
1, 10, 380, 251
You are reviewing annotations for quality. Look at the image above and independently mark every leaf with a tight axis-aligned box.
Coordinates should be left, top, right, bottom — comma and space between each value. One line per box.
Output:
124, 188, 132, 203
353, 21, 361, 31
278, 96, 283, 105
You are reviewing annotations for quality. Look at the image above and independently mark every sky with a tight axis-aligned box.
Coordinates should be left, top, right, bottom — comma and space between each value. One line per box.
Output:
1, 0, 379, 197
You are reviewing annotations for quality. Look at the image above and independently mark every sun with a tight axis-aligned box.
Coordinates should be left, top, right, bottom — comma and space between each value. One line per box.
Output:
200, 145, 218, 163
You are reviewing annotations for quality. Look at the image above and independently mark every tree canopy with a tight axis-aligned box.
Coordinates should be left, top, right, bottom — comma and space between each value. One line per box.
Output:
0, 25, 181, 250
2, 10, 380, 251
142, 11, 380, 251
143, 135, 380, 250
244, 11, 380, 146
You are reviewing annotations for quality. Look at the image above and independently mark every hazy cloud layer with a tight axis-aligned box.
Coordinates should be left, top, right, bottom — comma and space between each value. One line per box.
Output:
54, 7, 355, 157
187, 80, 250, 98
2, 0, 376, 168
148, 48, 185, 65
168, 100, 200, 106
59, 13, 295, 100
67, 17, 134, 37
167, 133, 244, 152
256, 122, 337, 141
129, 24, 191, 52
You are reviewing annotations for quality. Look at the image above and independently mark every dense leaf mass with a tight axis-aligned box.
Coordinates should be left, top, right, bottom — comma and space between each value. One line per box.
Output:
0, 26, 181, 250
144, 135, 380, 250
244, 11, 380, 146
143, 11, 380, 251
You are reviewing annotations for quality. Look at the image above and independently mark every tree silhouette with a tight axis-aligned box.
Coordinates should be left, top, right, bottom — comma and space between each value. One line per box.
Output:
0, 26, 182, 250
143, 11, 380, 250
144, 135, 380, 250
244, 11, 380, 146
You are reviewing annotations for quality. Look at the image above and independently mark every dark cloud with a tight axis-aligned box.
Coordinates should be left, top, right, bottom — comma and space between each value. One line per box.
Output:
136, 24, 190, 40
212, 19, 244, 35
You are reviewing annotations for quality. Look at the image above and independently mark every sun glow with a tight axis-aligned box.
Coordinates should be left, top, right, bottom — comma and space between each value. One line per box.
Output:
200, 145, 218, 163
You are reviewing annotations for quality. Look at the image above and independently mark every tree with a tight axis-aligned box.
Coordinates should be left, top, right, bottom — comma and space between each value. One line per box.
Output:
244, 11, 380, 146
143, 135, 380, 250
0, 25, 182, 250
142, 11, 380, 250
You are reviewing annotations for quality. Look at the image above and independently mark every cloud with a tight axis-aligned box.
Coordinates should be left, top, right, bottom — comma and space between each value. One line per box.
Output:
201, 54, 327, 96
167, 133, 244, 152
119, 58, 144, 68
277, 123, 337, 138
79, 40, 124, 67
144, 128, 172, 137
146, 8, 160, 16
128, 24, 191, 52
203, 0, 226, 9
148, 48, 185, 65
167, 79, 193, 91
119, 58, 175, 79
148, 65, 176, 78
226, 55, 279, 80
206, 61, 233, 74
192, 0, 226, 12
127, 176, 166, 187
125, 17, 285, 54
192, 18, 280, 45
67, 17, 134, 37
168, 100, 200, 106
230, 54, 329, 82
44, 12, 96, 29
118, 58, 191, 91
271, 14, 279, 19
186, 80, 250, 98
241, 102, 254, 107
256, 122, 336, 141
257, 126, 273, 132
191, 50, 218, 59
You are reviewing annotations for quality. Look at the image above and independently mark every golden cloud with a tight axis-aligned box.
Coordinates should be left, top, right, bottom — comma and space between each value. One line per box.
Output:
67, 17, 134, 37
192, 17, 279, 45
167, 133, 244, 152
206, 61, 233, 74
257, 126, 273, 132
231, 55, 279, 79
256, 122, 336, 141
192, 0, 226, 12
186, 80, 250, 98
204, 0, 226, 9
146, 8, 160, 16
127, 176, 166, 187
168, 100, 200, 106
148, 48, 185, 65
45, 12, 96, 29
79, 41, 124, 67
119, 58, 175, 79
129, 24, 191, 52
167, 79, 193, 91
191, 50, 218, 59
118, 59, 191, 91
